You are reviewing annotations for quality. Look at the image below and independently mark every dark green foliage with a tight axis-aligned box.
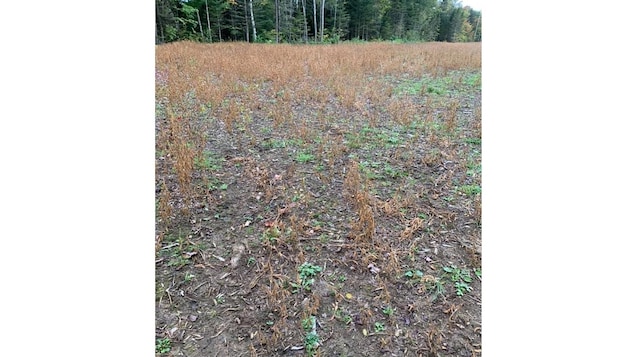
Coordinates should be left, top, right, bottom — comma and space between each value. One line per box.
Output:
380, 0, 438, 42
155, 0, 481, 43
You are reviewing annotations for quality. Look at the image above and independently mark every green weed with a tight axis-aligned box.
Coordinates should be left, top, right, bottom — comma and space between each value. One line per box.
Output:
261, 225, 282, 244
160, 233, 195, 269
457, 184, 481, 196
194, 150, 223, 170
214, 293, 226, 304
296, 152, 315, 163
305, 332, 319, 356
359, 161, 381, 180
297, 262, 322, 291
382, 306, 395, 316
464, 137, 481, 145
344, 132, 364, 149
261, 126, 273, 135
262, 138, 288, 149
167, 255, 190, 268
343, 314, 353, 325
474, 267, 482, 280
404, 270, 424, 280
443, 265, 473, 296
374, 130, 402, 147
386, 134, 401, 145
463, 72, 481, 87
206, 177, 228, 191
466, 161, 481, 178
454, 281, 472, 296
383, 164, 404, 178
425, 84, 445, 95
430, 278, 446, 298
302, 315, 319, 356
302, 315, 316, 331
394, 79, 424, 96
156, 338, 171, 354
394, 74, 456, 97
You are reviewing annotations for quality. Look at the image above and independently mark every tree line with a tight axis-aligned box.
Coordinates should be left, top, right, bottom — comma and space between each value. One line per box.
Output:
156, 0, 481, 44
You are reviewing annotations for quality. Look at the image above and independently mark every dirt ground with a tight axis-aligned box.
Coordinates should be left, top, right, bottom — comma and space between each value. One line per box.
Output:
155, 42, 481, 357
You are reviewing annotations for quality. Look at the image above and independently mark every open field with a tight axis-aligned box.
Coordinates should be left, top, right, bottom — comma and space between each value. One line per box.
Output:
156, 41, 481, 357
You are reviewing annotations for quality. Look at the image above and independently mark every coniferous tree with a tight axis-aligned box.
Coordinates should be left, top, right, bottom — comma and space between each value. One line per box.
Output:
155, 0, 481, 44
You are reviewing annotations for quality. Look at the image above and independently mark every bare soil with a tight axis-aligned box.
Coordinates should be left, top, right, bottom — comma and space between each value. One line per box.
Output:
156, 42, 481, 357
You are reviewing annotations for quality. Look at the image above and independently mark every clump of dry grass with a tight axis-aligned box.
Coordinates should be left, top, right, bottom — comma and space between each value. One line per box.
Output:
155, 102, 210, 227
400, 217, 425, 242
388, 97, 419, 127
444, 99, 460, 133
163, 108, 199, 204
343, 160, 375, 243
473, 102, 482, 136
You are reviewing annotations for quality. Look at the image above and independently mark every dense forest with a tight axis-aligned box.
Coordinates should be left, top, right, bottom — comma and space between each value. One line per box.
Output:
156, 0, 481, 44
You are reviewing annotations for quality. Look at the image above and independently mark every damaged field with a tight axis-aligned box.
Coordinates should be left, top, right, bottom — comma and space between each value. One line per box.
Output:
155, 41, 481, 357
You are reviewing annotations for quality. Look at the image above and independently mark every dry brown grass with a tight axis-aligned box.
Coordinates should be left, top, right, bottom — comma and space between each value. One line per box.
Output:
445, 99, 460, 133
343, 160, 376, 243
156, 42, 480, 123
156, 179, 172, 233
156, 41, 481, 357
400, 217, 425, 242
